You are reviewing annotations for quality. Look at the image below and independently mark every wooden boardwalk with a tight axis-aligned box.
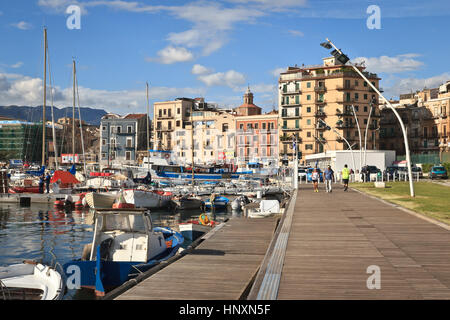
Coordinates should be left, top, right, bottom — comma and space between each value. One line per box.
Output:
116, 216, 278, 300
276, 184, 450, 299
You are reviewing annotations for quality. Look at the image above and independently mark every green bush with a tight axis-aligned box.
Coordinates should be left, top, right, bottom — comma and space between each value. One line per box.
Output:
443, 162, 450, 173
421, 163, 433, 173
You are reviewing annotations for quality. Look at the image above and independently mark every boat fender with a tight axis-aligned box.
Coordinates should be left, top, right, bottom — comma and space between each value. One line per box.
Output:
199, 213, 210, 226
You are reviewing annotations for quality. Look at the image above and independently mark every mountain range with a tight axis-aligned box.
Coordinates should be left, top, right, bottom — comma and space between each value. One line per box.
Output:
0, 105, 107, 126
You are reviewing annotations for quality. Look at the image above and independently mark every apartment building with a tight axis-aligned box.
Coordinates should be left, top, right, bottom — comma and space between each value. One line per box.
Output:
278, 56, 381, 164
155, 98, 236, 166
100, 113, 149, 166
380, 80, 450, 155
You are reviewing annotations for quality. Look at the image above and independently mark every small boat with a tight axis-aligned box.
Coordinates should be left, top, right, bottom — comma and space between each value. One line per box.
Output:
63, 208, 183, 296
172, 196, 204, 211
178, 219, 216, 241
122, 189, 172, 209
0, 261, 65, 300
205, 196, 229, 211
9, 186, 41, 194
246, 200, 281, 218
85, 192, 118, 209
231, 195, 250, 211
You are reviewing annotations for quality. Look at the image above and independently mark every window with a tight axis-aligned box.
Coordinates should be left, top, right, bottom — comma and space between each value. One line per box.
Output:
354, 93, 359, 101
307, 82, 311, 88
126, 151, 132, 161
364, 106, 368, 112
295, 95, 300, 104
354, 80, 358, 86
102, 139, 106, 146
158, 110, 162, 117
295, 119, 299, 128
176, 120, 181, 127
364, 81, 368, 87
307, 107, 311, 113
295, 83, 300, 91
305, 144, 313, 150
239, 124, 244, 130
354, 105, 359, 112
364, 94, 368, 100
222, 123, 229, 132
307, 119, 311, 125
307, 131, 311, 137
283, 120, 287, 128
295, 108, 299, 117
177, 108, 181, 114
127, 125, 133, 133
126, 138, 133, 148
255, 123, 259, 129
102, 126, 106, 131
163, 109, 167, 115
307, 95, 311, 101
346, 93, 351, 102
364, 119, 368, 125
262, 123, 266, 130
101, 153, 107, 159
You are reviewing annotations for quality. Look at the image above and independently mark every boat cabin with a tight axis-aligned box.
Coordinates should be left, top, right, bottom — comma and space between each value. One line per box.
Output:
89, 209, 167, 263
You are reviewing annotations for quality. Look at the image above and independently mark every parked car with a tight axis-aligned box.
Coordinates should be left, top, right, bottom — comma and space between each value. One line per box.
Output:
429, 166, 448, 180
384, 166, 397, 180
411, 166, 423, 178
306, 167, 324, 182
298, 168, 307, 181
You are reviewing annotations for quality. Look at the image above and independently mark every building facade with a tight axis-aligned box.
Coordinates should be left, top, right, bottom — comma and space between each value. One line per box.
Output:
380, 81, 450, 156
100, 113, 149, 166
277, 57, 381, 164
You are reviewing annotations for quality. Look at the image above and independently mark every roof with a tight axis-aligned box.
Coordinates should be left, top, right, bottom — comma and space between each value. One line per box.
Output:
124, 114, 147, 119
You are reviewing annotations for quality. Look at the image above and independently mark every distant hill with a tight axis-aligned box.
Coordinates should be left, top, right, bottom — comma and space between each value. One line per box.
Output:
0, 105, 107, 126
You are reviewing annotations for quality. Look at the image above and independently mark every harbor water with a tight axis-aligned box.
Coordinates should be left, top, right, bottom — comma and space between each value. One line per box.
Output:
0, 202, 235, 300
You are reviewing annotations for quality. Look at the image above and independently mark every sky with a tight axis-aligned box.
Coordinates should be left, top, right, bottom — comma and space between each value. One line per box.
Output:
0, 0, 449, 116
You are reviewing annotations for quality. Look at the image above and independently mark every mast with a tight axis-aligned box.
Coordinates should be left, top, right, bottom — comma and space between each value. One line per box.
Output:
72, 60, 76, 164
146, 82, 150, 172
42, 28, 47, 167
191, 103, 194, 186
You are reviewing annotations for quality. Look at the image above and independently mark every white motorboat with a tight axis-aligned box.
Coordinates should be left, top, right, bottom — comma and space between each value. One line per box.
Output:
246, 200, 281, 218
0, 261, 65, 300
63, 208, 183, 296
122, 189, 172, 209
85, 192, 119, 209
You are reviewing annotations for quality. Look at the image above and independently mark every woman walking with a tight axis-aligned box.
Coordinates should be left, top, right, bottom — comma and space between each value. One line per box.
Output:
311, 168, 319, 192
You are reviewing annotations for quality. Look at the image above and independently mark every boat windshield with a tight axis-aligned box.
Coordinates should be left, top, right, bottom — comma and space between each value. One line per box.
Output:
101, 213, 148, 233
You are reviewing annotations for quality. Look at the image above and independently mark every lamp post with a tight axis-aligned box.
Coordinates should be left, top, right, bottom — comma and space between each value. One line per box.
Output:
350, 104, 363, 173
363, 100, 374, 167
320, 38, 415, 197
319, 118, 356, 173
293, 134, 298, 189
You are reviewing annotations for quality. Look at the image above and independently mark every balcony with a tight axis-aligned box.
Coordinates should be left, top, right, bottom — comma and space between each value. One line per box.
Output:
336, 109, 354, 117
281, 113, 301, 119
314, 86, 327, 93
336, 84, 355, 91
281, 101, 301, 107
282, 126, 301, 131
315, 111, 326, 117
156, 126, 174, 131
315, 99, 326, 105
336, 122, 355, 129
157, 114, 174, 119
281, 88, 301, 95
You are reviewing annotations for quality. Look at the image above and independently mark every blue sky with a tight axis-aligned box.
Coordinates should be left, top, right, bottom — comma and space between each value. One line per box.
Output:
0, 0, 449, 115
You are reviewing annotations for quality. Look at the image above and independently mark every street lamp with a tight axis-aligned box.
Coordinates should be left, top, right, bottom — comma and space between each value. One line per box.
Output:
319, 118, 357, 173
320, 38, 415, 197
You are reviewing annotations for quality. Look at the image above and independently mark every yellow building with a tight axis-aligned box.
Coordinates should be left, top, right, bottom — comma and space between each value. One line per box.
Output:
278, 57, 381, 164
154, 98, 236, 165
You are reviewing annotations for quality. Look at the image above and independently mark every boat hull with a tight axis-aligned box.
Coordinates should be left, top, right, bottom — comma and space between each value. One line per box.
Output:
178, 222, 211, 241
123, 189, 172, 208
85, 192, 118, 209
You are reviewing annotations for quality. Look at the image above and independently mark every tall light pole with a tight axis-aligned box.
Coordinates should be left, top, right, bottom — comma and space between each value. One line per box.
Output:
363, 101, 374, 167
320, 38, 415, 197
351, 104, 362, 173
319, 119, 356, 173
293, 134, 298, 189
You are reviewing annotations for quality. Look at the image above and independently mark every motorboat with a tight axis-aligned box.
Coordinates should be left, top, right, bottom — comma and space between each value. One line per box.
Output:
122, 189, 172, 208
172, 195, 204, 211
178, 218, 217, 241
63, 208, 183, 296
246, 200, 281, 218
85, 192, 119, 209
0, 261, 65, 300
204, 196, 229, 211
231, 195, 251, 211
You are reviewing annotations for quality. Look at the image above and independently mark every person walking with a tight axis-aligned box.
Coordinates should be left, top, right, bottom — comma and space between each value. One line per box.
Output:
342, 164, 350, 191
311, 168, 319, 192
324, 165, 334, 193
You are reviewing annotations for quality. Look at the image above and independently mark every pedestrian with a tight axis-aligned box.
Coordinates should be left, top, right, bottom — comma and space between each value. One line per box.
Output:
311, 168, 319, 192
324, 165, 334, 193
45, 173, 51, 194
342, 164, 350, 191
38, 175, 44, 194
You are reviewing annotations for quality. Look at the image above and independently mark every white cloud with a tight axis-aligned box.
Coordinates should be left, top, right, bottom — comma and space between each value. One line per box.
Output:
287, 29, 304, 37
353, 54, 424, 74
0, 72, 205, 113
384, 73, 450, 98
197, 70, 246, 89
270, 67, 286, 77
191, 64, 213, 75
10, 62, 24, 69
11, 21, 33, 30
146, 46, 194, 64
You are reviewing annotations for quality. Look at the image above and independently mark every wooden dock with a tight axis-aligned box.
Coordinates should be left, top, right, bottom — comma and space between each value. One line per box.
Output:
272, 184, 450, 299
115, 215, 279, 300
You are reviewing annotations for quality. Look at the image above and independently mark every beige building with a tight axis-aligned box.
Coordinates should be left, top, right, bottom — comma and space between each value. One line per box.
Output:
278, 57, 381, 164
154, 98, 236, 166
380, 80, 450, 156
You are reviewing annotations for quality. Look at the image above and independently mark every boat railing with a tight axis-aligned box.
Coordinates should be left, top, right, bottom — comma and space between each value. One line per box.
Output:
0, 279, 12, 300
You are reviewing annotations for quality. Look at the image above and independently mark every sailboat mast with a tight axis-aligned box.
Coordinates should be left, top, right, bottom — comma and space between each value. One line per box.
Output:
72, 60, 76, 164
146, 82, 150, 171
191, 104, 194, 186
42, 28, 47, 167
